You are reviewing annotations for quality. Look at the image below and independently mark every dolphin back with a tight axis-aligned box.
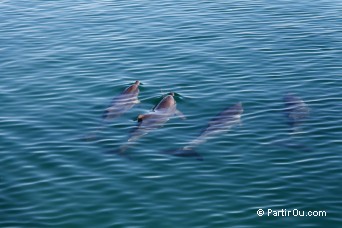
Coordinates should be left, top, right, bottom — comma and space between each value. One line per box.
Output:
183, 102, 243, 150
154, 94, 176, 111
103, 81, 140, 120
122, 80, 140, 95
207, 102, 243, 129
216, 102, 243, 119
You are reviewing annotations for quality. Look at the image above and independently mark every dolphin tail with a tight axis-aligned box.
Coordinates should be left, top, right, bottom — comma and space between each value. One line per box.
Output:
163, 148, 203, 161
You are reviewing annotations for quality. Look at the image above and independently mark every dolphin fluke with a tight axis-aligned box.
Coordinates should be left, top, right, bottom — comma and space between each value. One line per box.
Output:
163, 148, 203, 161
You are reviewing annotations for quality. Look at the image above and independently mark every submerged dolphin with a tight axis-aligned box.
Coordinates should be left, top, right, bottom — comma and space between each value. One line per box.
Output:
103, 80, 140, 121
165, 102, 243, 160
283, 93, 309, 130
114, 92, 185, 155
264, 94, 310, 151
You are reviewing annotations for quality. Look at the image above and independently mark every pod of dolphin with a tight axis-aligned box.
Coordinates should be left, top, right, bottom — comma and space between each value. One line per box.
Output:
91, 81, 309, 160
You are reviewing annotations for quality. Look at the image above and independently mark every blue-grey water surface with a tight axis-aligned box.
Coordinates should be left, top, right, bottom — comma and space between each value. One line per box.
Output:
1, 1, 341, 227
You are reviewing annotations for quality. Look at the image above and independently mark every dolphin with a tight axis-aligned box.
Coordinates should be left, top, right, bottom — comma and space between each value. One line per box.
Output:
113, 92, 185, 155
103, 80, 140, 120
264, 94, 310, 151
128, 92, 185, 142
283, 93, 309, 130
82, 81, 140, 141
165, 102, 243, 160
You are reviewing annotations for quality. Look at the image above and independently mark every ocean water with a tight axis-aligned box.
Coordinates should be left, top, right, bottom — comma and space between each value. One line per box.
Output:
1, 1, 341, 227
